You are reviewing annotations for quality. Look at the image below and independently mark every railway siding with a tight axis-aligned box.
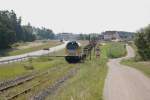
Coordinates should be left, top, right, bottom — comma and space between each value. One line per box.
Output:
32, 66, 80, 100
0, 66, 62, 99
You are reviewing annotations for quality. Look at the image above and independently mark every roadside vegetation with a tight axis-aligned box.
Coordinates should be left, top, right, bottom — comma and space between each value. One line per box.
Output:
121, 42, 150, 77
106, 42, 126, 58
134, 24, 150, 61
122, 59, 150, 77
121, 24, 150, 77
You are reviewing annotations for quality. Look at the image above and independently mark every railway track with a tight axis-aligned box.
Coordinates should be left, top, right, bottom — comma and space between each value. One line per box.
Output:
32, 66, 80, 100
1, 65, 79, 100
0, 71, 45, 92
0, 62, 80, 100
6, 75, 51, 100
0, 66, 61, 100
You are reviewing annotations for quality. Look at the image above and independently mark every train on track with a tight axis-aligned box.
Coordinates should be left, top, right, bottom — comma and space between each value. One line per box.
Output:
65, 41, 97, 63
65, 41, 81, 63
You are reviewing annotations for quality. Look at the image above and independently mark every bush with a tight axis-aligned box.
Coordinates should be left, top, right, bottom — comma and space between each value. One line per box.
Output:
135, 25, 150, 60
23, 58, 34, 70
24, 64, 34, 70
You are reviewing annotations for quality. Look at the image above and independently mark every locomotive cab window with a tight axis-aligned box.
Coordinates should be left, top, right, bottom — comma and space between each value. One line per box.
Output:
66, 41, 79, 50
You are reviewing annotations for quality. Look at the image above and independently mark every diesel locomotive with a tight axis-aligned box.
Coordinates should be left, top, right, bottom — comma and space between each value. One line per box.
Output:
65, 41, 81, 63
65, 40, 97, 63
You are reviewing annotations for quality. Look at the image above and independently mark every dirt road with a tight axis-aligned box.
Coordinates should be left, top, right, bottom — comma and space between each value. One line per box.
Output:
103, 45, 150, 100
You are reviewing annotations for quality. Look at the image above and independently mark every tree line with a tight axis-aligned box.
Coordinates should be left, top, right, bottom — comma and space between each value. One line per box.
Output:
34, 27, 55, 40
0, 10, 55, 49
135, 24, 150, 60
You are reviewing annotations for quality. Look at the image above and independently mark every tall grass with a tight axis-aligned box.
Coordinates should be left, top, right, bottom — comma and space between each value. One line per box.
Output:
107, 42, 126, 58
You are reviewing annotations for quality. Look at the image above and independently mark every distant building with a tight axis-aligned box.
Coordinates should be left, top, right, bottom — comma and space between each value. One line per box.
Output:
56, 33, 79, 41
99, 31, 134, 41
102, 31, 120, 40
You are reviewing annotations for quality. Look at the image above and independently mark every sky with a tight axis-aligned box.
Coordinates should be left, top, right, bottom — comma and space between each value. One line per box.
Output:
0, 0, 150, 33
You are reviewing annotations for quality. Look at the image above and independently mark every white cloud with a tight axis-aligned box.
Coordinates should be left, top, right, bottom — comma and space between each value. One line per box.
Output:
0, 0, 150, 33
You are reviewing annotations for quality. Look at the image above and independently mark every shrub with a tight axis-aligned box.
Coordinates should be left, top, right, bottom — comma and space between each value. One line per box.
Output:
135, 25, 150, 60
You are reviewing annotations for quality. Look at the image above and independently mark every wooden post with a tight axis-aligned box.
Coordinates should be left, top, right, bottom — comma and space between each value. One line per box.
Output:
89, 34, 92, 60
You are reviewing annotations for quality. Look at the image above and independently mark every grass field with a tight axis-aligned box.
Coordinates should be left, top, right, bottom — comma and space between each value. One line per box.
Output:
0, 59, 76, 100
0, 48, 66, 81
121, 59, 150, 77
107, 42, 126, 58
46, 44, 108, 100
0, 56, 77, 100
0, 40, 62, 57
0, 57, 65, 81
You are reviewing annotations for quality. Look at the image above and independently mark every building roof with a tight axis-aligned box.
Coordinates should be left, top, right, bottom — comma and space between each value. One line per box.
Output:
102, 31, 117, 35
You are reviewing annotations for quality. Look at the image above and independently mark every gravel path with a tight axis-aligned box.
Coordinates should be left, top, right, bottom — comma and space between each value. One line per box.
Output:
103, 45, 150, 100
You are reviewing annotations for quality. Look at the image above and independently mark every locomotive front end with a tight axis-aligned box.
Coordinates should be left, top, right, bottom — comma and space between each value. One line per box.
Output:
65, 41, 81, 63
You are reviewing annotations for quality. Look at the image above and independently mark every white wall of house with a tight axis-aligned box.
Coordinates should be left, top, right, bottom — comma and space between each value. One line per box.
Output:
114, 32, 121, 40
